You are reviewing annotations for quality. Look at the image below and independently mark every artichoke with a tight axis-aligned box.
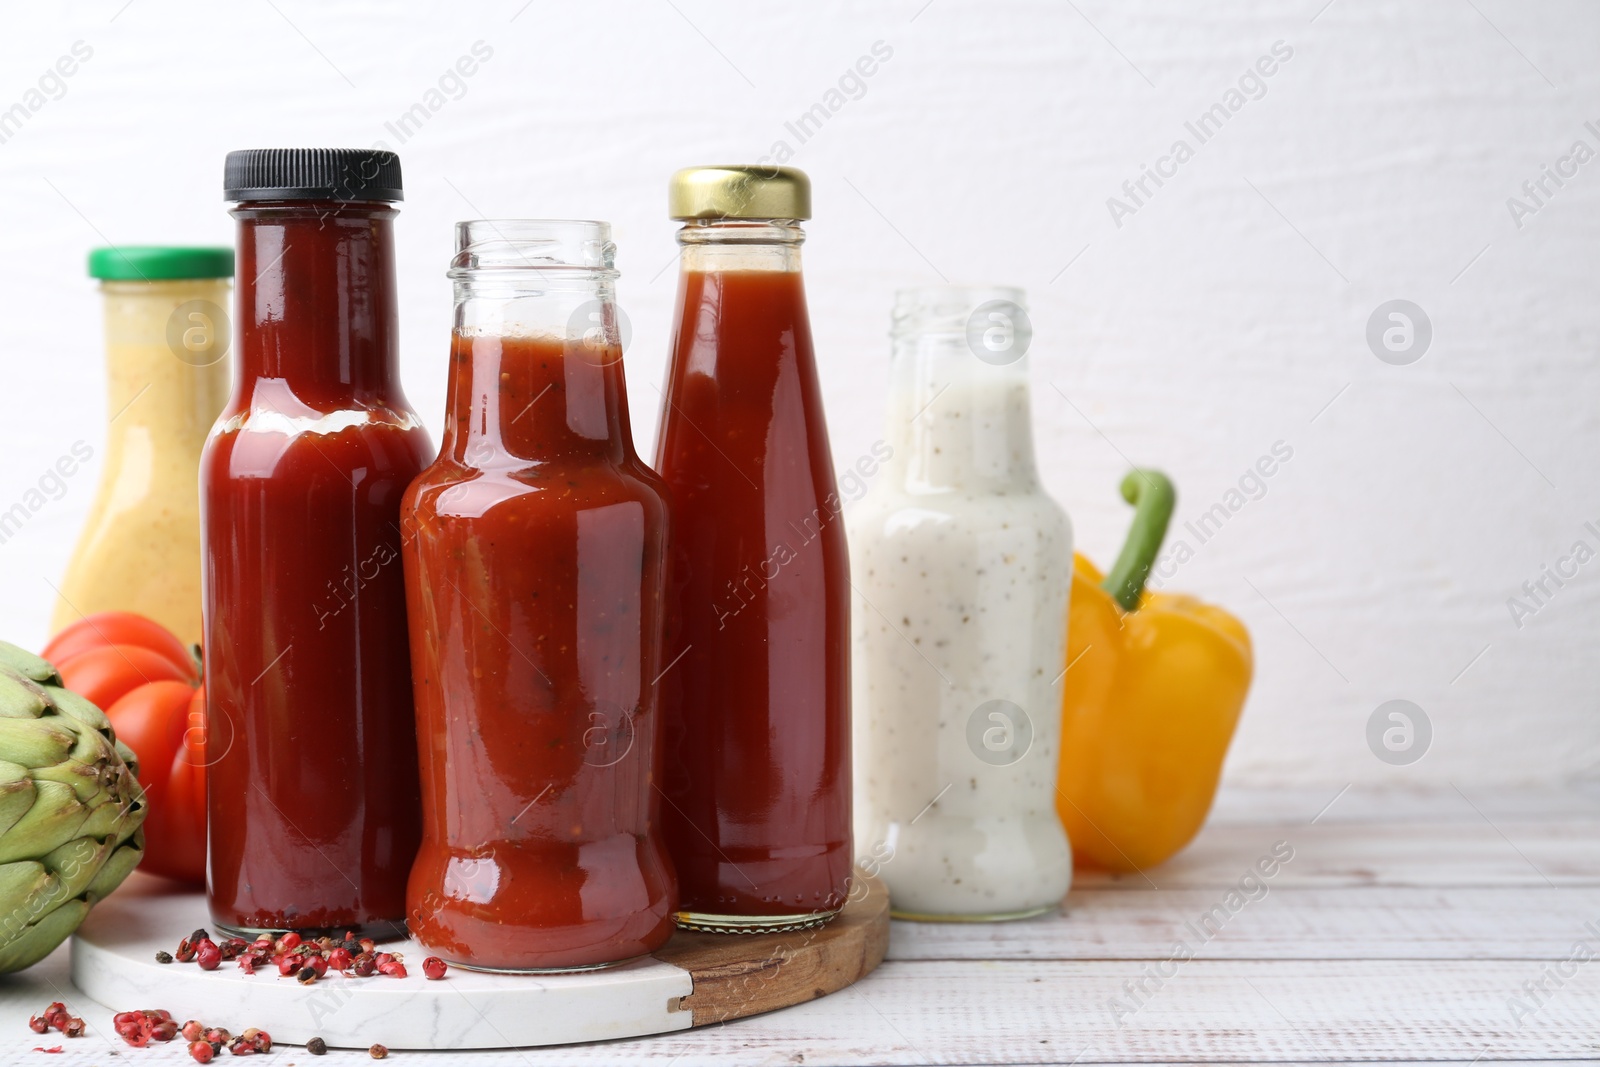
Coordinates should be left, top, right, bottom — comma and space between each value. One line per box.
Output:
0, 640, 146, 972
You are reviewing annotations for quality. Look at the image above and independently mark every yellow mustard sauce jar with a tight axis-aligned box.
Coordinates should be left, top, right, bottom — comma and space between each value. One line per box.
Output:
51, 246, 233, 647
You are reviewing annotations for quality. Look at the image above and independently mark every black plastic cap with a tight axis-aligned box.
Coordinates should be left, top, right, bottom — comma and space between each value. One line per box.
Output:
224, 148, 403, 203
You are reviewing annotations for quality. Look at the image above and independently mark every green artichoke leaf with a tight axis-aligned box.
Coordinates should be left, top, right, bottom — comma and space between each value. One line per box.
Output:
32, 757, 111, 810
112, 738, 140, 779
43, 685, 112, 737
0, 717, 77, 769
85, 833, 143, 901
31, 724, 122, 807
0, 671, 49, 720
42, 836, 111, 902
77, 778, 144, 842
0, 762, 36, 839
0, 899, 88, 974
0, 860, 55, 914
0, 780, 88, 865
0, 644, 59, 686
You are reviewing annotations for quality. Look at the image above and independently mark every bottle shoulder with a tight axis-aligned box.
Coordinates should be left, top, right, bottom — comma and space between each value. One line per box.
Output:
407, 455, 669, 522
203, 402, 433, 486
849, 484, 1072, 533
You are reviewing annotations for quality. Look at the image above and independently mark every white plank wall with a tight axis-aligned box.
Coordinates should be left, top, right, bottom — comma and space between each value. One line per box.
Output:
1, 786, 1595, 1064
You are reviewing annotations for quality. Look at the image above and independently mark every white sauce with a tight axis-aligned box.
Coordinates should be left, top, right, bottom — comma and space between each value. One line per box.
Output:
849, 334, 1072, 919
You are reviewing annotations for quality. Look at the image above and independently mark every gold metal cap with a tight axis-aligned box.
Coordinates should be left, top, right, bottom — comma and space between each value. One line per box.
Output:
668, 165, 811, 221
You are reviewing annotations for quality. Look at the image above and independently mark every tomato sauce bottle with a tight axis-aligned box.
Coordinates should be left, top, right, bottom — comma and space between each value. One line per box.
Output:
203, 149, 433, 936
401, 220, 676, 971
654, 166, 853, 932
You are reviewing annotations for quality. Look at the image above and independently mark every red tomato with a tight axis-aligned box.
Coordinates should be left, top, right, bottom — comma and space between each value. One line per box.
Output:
54, 645, 194, 713
44, 612, 196, 681
165, 688, 209, 881
45, 613, 207, 886
105, 682, 208, 884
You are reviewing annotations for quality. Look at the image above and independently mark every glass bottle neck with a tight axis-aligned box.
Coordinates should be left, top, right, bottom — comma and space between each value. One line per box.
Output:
443, 275, 633, 465
676, 219, 804, 273
230, 201, 403, 408
883, 334, 1042, 493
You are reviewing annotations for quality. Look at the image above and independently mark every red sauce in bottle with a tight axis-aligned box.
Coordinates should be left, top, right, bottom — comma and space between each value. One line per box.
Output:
402, 241, 675, 970
655, 262, 853, 930
202, 190, 432, 935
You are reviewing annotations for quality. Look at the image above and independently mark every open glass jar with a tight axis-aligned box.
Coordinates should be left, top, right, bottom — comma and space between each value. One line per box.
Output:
400, 220, 677, 971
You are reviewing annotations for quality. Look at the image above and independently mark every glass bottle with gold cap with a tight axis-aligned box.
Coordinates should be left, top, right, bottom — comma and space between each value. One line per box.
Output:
52, 247, 234, 647
654, 165, 853, 932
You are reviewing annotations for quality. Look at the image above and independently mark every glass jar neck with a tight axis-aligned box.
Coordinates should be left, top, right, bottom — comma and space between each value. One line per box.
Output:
443, 220, 634, 465
676, 219, 804, 273
230, 200, 402, 407
883, 295, 1042, 493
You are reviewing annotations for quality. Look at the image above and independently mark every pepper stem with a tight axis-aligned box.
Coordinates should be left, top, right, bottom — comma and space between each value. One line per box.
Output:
1101, 469, 1176, 612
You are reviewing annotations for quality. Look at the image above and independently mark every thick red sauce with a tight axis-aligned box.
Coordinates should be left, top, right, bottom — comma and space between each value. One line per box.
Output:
402, 332, 675, 970
202, 201, 432, 934
654, 267, 853, 922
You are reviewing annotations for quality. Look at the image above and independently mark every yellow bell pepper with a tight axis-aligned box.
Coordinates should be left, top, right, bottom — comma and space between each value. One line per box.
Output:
1056, 470, 1253, 872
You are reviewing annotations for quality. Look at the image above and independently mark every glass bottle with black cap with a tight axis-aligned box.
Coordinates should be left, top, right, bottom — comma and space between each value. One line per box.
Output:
201, 149, 434, 936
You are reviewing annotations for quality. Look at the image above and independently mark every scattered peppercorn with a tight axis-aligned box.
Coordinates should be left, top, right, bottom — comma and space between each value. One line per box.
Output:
195, 940, 222, 970
307, 1036, 328, 1055
369, 1043, 389, 1059
29, 1003, 86, 1040
118, 1014, 163, 1042
165, 925, 425, 984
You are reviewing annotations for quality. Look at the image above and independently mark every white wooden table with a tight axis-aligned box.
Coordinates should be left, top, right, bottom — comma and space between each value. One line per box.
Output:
4, 784, 1597, 1064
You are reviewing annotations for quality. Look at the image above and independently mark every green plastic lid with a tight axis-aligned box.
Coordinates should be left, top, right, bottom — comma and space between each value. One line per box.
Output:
87, 246, 234, 281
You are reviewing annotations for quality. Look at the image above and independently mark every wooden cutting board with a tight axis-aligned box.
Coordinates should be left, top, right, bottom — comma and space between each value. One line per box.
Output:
656, 867, 891, 1026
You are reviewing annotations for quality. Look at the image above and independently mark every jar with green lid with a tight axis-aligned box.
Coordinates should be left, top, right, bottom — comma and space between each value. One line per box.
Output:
52, 246, 234, 647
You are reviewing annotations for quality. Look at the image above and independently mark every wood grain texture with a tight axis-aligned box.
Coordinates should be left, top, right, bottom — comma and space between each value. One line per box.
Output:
403, 958, 1600, 1066
1208, 785, 1600, 825
1072, 819, 1600, 888
653, 868, 890, 1026
891, 885, 1600, 960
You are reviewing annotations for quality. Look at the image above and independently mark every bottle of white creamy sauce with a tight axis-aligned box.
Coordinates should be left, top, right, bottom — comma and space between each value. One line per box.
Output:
849, 286, 1072, 920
